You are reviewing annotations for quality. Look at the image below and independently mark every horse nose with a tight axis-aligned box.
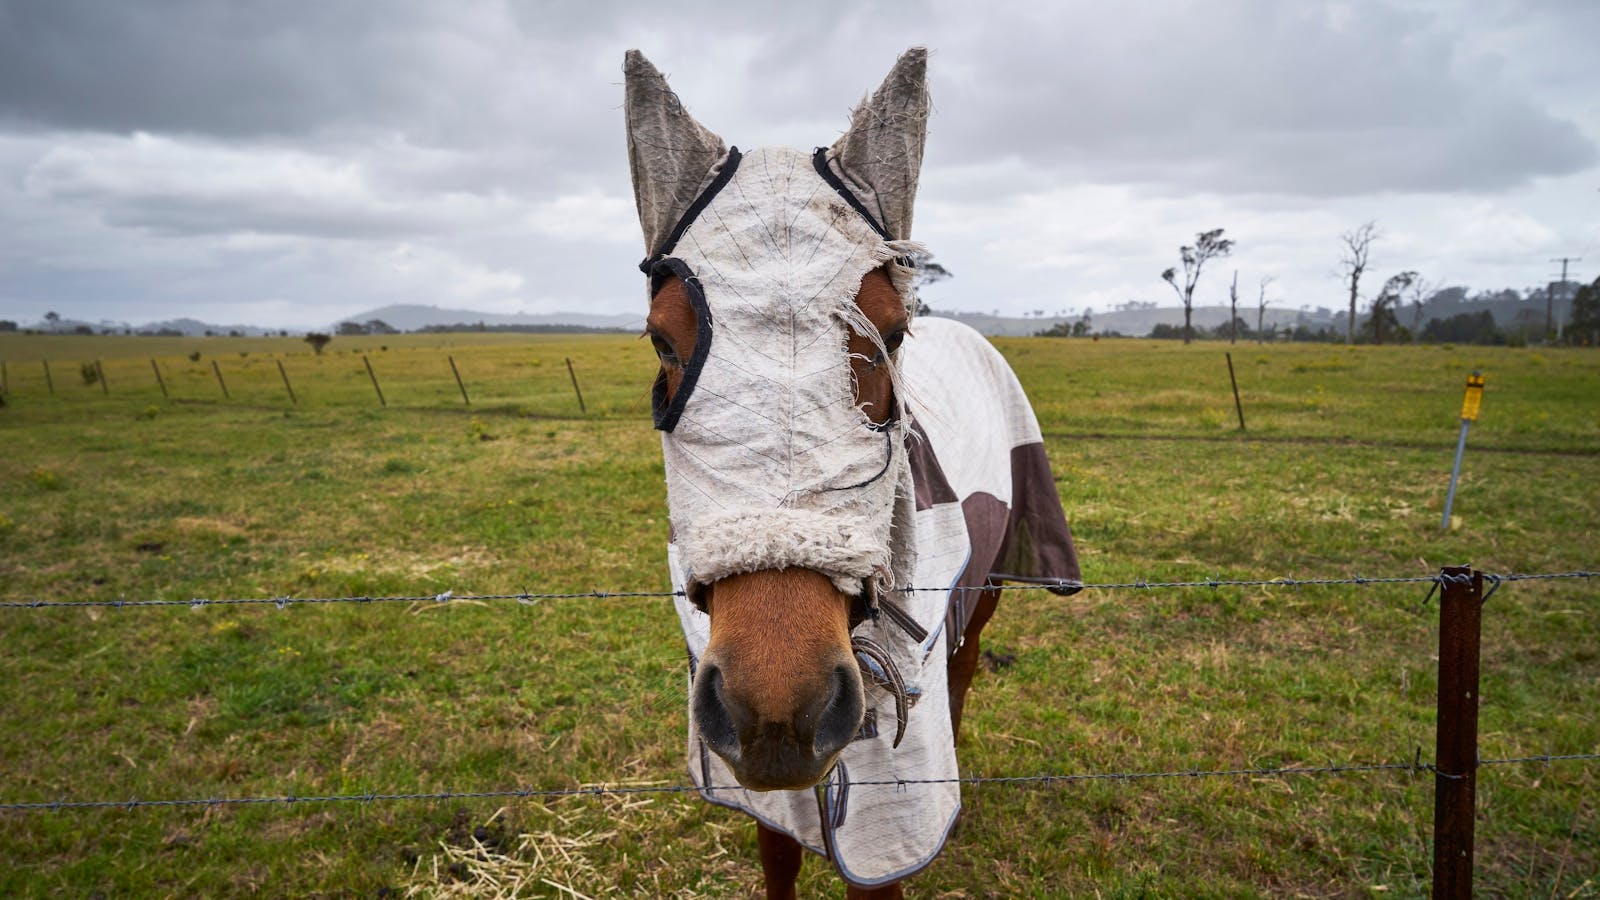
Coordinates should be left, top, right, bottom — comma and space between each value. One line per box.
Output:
810, 664, 865, 758
691, 661, 744, 762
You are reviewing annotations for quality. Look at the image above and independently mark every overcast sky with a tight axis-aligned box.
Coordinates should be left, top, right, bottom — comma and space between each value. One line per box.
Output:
1, 0, 1597, 329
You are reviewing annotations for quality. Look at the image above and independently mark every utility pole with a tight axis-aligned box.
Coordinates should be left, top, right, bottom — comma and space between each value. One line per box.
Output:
1548, 256, 1581, 340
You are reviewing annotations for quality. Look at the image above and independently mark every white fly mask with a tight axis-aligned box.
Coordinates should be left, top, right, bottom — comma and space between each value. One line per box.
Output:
651, 147, 921, 600
626, 49, 931, 606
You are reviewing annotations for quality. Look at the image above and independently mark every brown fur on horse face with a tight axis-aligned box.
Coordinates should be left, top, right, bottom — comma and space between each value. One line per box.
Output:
645, 277, 698, 401
648, 267, 908, 789
846, 268, 909, 427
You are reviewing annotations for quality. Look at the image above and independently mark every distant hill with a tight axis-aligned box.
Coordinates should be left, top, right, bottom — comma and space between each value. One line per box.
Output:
10, 284, 1570, 341
11, 315, 284, 336
337, 304, 644, 333
10, 307, 644, 336
137, 318, 283, 337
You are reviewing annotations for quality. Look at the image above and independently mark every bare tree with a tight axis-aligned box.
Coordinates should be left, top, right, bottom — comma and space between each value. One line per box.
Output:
1256, 275, 1276, 344
1228, 270, 1240, 344
1338, 221, 1380, 344
1369, 271, 1417, 345
1161, 228, 1235, 344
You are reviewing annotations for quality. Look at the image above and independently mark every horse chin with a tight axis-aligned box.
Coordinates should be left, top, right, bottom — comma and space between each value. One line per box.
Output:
718, 740, 845, 792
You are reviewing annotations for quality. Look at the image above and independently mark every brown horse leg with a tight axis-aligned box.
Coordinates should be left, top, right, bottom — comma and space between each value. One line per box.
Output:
756, 822, 804, 900
946, 585, 1001, 744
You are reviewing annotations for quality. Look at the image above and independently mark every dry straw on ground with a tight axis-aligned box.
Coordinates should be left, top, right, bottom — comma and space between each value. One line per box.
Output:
401, 786, 742, 899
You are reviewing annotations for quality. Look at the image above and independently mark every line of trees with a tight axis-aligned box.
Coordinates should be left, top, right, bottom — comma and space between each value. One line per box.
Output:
1568, 276, 1600, 345
1156, 230, 1282, 346
1150, 221, 1592, 347
1133, 281, 1599, 345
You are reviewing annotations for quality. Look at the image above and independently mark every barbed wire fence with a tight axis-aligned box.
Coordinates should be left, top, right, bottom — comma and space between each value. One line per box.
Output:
3, 569, 1593, 609
2, 566, 1596, 895
3, 754, 1598, 814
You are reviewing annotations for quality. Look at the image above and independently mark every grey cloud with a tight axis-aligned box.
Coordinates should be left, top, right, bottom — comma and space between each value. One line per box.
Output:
0, 0, 631, 197
0, 0, 587, 143
5, 1, 1592, 201
17, 135, 507, 240
925, 2, 1596, 195
0, 0, 1596, 329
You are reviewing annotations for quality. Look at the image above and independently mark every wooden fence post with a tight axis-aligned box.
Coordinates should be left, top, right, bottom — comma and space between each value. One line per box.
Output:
1432, 565, 1482, 900
211, 360, 230, 399
448, 355, 470, 405
565, 357, 586, 413
43, 360, 54, 394
276, 360, 297, 405
1225, 352, 1245, 430
150, 360, 169, 399
363, 355, 387, 407
96, 360, 109, 395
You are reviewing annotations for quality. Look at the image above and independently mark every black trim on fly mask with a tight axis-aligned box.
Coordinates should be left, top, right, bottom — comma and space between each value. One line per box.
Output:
812, 147, 890, 240
638, 147, 743, 274
648, 257, 713, 432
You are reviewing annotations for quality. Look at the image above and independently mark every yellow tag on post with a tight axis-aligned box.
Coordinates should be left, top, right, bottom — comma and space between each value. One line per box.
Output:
1460, 371, 1485, 422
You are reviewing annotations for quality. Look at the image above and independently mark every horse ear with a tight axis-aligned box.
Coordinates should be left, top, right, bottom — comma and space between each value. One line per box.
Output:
827, 47, 930, 241
624, 50, 728, 255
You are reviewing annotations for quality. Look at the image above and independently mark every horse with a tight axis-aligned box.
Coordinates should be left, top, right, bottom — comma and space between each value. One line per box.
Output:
623, 48, 1081, 898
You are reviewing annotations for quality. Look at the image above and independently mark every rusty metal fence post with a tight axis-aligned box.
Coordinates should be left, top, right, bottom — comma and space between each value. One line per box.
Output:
1432, 565, 1482, 899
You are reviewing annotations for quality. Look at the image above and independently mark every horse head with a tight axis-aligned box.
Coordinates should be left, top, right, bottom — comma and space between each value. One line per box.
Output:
625, 48, 930, 790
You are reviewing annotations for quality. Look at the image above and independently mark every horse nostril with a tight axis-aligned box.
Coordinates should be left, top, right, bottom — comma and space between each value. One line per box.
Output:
811, 664, 865, 758
691, 663, 741, 760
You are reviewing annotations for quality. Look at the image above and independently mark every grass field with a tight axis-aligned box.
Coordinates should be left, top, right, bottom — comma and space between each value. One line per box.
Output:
1, 331, 1596, 897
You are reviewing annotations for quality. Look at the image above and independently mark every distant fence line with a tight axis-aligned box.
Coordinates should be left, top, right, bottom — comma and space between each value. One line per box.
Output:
0, 351, 598, 412
2, 569, 1593, 611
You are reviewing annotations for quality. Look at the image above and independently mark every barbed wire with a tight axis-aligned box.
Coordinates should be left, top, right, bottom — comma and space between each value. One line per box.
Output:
2, 570, 1593, 611
0, 589, 673, 610
2, 753, 1593, 814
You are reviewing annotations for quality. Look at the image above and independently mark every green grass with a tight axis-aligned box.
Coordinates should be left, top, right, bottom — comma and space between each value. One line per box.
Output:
0, 333, 1596, 897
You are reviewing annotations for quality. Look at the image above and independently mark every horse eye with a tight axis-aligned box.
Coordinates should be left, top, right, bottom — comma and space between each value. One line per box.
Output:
882, 328, 906, 354
650, 333, 680, 367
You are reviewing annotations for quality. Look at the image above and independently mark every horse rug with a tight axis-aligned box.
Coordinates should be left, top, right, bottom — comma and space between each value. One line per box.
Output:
668, 315, 1080, 888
